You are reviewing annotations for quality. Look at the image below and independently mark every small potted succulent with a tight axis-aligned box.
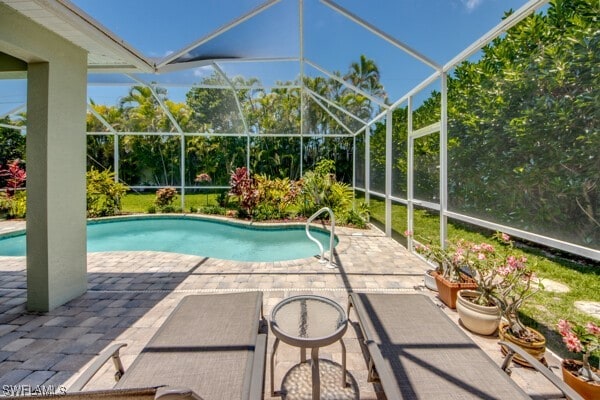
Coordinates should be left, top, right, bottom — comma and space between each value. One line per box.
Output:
557, 319, 600, 399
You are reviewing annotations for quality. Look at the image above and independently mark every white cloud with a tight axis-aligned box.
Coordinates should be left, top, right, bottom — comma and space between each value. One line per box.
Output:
193, 68, 210, 78
462, 0, 483, 12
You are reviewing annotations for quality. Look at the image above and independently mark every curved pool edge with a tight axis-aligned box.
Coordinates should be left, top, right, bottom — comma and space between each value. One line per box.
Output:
0, 213, 349, 263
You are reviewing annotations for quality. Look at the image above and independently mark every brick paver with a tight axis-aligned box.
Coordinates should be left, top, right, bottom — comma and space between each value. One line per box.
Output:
0, 220, 566, 399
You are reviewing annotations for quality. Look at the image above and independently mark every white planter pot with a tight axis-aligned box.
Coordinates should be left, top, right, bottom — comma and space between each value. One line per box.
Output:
423, 270, 438, 292
456, 289, 501, 336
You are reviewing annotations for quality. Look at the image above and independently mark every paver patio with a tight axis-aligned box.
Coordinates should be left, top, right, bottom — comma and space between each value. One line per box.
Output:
0, 220, 567, 399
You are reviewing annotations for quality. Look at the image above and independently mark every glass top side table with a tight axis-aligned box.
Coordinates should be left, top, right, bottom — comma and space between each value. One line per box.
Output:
270, 295, 348, 400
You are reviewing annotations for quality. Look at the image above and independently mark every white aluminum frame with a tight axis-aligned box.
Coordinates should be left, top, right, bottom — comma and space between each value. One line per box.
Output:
77, 0, 599, 260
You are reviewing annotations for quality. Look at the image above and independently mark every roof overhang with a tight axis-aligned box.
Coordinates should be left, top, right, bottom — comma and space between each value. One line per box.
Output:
0, 0, 155, 73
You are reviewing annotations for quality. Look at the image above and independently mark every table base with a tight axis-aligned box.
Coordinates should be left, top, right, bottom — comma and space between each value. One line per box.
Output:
271, 338, 347, 400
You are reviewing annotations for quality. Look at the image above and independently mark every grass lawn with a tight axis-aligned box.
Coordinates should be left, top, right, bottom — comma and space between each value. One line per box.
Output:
363, 193, 600, 360
121, 191, 222, 213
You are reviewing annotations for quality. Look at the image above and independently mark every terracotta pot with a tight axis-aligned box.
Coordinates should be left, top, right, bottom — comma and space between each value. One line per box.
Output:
561, 359, 600, 400
432, 271, 477, 309
456, 290, 500, 336
423, 269, 438, 292
498, 322, 546, 367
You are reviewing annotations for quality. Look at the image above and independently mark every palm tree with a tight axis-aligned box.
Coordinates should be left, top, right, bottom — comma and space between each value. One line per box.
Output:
344, 55, 387, 100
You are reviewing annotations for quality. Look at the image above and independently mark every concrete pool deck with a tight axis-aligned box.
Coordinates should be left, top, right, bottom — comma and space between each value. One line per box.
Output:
0, 219, 568, 399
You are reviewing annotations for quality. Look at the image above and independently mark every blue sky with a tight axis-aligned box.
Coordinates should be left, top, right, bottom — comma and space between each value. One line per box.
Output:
1, 0, 532, 113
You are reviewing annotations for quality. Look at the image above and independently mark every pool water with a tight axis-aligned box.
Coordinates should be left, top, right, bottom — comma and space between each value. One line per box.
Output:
0, 217, 337, 262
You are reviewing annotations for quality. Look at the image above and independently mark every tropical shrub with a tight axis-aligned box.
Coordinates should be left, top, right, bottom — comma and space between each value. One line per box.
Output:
229, 167, 259, 217
254, 174, 301, 220
0, 159, 27, 218
299, 159, 354, 218
199, 205, 226, 215
86, 168, 128, 217
338, 209, 367, 228
154, 187, 178, 211
0, 191, 26, 219
0, 122, 26, 189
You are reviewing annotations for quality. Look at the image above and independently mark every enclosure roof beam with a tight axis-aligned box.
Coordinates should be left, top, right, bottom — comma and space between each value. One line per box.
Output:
87, 103, 117, 133
158, 57, 299, 74
444, 0, 549, 72
126, 74, 185, 134
305, 59, 389, 109
320, 0, 441, 71
0, 123, 25, 131
212, 62, 250, 135
0, 104, 26, 119
156, 0, 282, 69
390, 70, 441, 109
354, 70, 442, 136
307, 91, 354, 135
89, 82, 300, 90
305, 88, 368, 125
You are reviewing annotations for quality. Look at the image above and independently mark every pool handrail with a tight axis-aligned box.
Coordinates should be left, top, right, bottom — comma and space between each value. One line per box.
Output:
306, 207, 336, 269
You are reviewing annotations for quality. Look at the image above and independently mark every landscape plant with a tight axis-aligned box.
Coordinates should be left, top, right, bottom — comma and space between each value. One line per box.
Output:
253, 174, 301, 221
0, 159, 27, 218
229, 167, 259, 217
154, 187, 178, 212
300, 159, 353, 218
195, 172, 212, 205
86, 168, 128, 217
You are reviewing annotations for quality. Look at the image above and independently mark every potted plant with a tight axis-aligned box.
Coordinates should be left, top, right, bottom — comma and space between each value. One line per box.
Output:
404, 230, 438, 292
557, 319, 600, 399
454, 237, 504, 335
489, 234, 546, 366
406, 232, 477, 308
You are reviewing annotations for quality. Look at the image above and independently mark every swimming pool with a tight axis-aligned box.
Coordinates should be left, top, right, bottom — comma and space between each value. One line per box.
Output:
0, 216, 337, 262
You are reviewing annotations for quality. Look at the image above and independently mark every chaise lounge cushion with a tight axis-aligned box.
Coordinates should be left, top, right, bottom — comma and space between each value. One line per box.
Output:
349, 293, 530, 399
115, 292, 263, 400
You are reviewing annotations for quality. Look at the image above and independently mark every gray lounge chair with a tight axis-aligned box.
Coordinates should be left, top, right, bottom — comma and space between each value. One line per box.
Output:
70, 292, 267, 400
348, 293, 582, 400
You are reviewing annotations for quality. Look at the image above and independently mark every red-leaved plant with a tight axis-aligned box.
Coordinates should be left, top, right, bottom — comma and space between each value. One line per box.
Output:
0, 159, 26, 196
229, 167, 259, 216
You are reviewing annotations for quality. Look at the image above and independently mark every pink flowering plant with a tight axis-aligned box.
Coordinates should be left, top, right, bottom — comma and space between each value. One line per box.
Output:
557, 319, 600, 382
404, 231, 460, 281
406, 230, 542, 339
485, 233, 542, 339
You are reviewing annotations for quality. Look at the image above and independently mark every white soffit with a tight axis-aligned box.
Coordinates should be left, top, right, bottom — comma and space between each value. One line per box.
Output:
0, 0, 154, 72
